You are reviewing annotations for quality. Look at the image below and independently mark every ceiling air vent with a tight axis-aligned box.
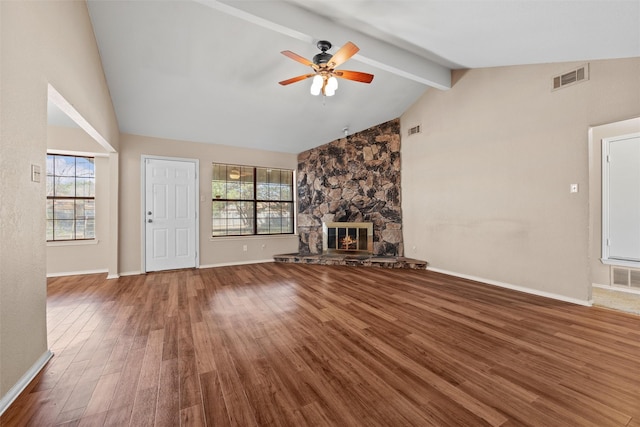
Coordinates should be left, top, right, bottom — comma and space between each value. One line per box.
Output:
552, 64, 589, 91
408, 125, 421, 136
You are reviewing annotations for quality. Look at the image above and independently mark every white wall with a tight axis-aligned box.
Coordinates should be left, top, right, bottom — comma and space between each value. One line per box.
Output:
0, 1, 118, 403
118, 133, 299, 275
401, 58, 640, 304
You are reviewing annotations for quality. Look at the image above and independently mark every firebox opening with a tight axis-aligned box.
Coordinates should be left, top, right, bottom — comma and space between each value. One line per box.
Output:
323, 222, 374, 255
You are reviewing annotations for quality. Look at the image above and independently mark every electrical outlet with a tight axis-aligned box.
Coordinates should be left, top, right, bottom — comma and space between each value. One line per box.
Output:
242, 245, 247, 252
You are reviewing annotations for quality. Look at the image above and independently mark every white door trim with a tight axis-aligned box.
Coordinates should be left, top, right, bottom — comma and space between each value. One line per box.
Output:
141, 155, 200, 273
601, 132, 640, 268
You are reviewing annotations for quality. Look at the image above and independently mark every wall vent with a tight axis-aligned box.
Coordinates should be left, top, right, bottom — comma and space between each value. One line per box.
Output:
552, 64, 589, 91
611, 266, 640, 289
408, 125, 421, 136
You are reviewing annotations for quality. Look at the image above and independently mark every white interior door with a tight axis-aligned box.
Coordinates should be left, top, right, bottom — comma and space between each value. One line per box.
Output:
144, 157, 198, 272
603, 134, 640, 264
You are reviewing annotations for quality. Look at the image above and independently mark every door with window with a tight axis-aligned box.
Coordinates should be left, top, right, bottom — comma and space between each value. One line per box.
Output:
144, 157, 198, 272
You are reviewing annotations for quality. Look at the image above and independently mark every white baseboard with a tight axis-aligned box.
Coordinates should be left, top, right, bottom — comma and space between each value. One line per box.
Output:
106, 274, 120, 280
118, 260, 274, 277
427, 267, 592, 307
0, 350, 53, 416
119, 271, 142, 277
46, 269, 107, 278
593, 283, 640, 295
199, 259, 274, 269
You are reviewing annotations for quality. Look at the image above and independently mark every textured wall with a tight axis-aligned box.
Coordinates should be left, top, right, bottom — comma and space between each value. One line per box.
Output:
297, 119, 403, 256
401, 57, 640, 304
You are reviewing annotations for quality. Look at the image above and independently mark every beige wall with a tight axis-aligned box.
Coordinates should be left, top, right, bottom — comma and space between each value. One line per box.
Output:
588, 117, 640, 286
46, 126, 111, 276
0, 1, 118, 401
119, 133, 299, 275
401, 57, 640, 303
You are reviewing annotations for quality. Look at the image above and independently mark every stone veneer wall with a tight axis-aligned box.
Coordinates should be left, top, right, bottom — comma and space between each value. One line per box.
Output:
297, 118, 403, 256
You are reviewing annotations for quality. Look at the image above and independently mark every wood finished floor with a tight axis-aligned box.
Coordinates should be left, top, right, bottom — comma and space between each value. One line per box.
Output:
2, 263, 640, 427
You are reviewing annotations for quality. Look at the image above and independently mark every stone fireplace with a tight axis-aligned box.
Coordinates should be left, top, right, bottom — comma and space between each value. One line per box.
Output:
297, 118, 404, 257
323, 222, 374, 255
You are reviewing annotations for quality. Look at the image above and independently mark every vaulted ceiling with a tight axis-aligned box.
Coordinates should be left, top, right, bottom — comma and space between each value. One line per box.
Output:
72, 1, 640, 154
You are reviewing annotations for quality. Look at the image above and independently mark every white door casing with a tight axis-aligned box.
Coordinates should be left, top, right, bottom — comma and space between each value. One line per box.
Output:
602, 133, 640, 266
143, 157, 199, 272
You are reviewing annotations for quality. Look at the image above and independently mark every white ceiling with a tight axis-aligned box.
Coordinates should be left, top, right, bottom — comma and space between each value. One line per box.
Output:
77, 0, 639, 154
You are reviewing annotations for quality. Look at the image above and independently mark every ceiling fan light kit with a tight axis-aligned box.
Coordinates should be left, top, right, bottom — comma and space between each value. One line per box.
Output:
279, 40, 374, 97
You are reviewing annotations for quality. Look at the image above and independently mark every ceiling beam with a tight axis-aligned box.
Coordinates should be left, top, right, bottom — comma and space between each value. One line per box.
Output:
195, 0, 451, 90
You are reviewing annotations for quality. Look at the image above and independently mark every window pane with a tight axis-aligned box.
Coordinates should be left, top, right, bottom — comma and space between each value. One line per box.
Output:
256, 168, 268, 200
281, 185, 292, 201
46, 155, 54, 176
282, 203, 293, 233
46, 221, 53, 241
46, 200, 53, 220
269, 205, 282, 234
76, 178, 95, 197
46, 176, 54, 197
226, 180, 241, 200
54, 199, 74, 219
76, 199, 95, 221
238, 201, 255, 234
53, 220, 74, 240
55, 177, 76, 197
55, 156, 76, 177
76, 157, 94, 177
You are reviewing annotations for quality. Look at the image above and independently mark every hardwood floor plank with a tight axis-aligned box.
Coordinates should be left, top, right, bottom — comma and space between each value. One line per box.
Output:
3, 264, 640, 426
199, 371, 231, 427
155, 358, 180, 427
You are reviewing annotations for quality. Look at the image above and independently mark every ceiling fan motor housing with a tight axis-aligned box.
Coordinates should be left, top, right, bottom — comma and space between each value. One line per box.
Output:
313, 40, 333, 66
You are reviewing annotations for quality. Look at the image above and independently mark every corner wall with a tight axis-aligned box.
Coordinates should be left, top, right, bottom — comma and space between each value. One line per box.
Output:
0, 0, 118, 403
401, 57, 640, 303
297, 119, 403, 255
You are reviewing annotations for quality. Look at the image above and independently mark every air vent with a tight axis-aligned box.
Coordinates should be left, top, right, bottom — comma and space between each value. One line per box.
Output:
611, 266, 640, 289
552, 64, 589, 91
408, 125, 421, 136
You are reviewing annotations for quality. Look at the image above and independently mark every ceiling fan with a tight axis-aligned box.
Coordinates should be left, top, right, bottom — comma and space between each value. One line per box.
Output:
279, 40, 374, 97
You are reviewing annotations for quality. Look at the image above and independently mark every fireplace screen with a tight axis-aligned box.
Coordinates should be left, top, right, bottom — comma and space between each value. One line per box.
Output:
323, 222, 373, 254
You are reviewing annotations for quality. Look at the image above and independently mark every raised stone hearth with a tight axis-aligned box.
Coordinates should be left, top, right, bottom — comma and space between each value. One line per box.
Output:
274, 253, 427, 269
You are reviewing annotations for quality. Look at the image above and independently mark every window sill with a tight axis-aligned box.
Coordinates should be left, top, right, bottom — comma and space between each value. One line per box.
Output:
209, 234, 297, 242
47, 239, 99, 247
601, 258, 640, 268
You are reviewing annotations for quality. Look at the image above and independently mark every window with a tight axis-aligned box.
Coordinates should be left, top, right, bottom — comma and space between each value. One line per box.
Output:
46, 154, 95, 241
212, 164, 294, 236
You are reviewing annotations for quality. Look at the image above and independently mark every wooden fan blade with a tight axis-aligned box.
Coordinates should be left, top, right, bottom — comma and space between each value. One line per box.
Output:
334, 70, 374, 83
279, 74, 315, 86
327, 42, 359, 68
281, 50, 318, 70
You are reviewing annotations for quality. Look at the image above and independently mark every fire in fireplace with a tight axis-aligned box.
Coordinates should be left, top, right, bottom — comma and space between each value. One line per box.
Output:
322, 222, 373, 255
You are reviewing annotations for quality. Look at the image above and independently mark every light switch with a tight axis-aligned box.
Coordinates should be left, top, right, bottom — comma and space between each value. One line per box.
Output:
570, 183, 578, 193
31, 164, 41, 182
